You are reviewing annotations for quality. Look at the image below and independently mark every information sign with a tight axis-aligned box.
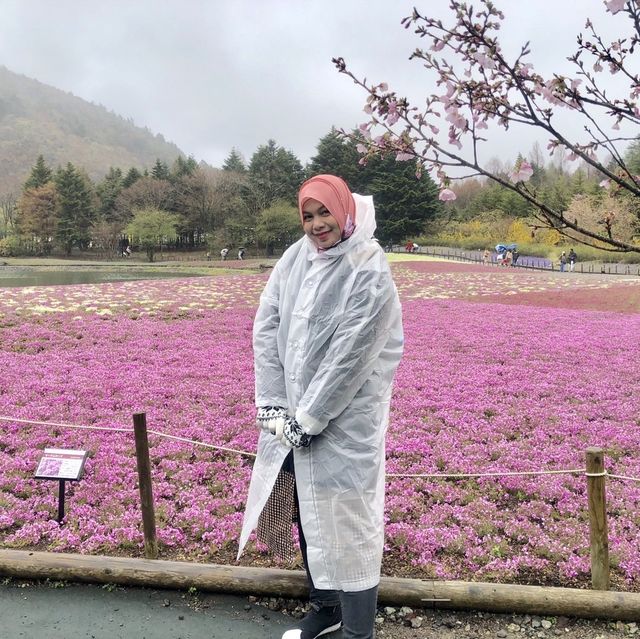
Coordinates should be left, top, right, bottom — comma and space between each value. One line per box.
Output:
35, 448, 88, 481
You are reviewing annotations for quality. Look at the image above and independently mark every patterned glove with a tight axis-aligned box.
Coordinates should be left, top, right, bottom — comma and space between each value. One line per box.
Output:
256, 406, 287, 434
280, 416, 312, 449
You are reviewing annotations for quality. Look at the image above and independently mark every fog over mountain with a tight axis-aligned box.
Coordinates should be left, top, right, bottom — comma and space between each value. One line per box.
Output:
0, 66, 186, 196
0, 0, 623, 192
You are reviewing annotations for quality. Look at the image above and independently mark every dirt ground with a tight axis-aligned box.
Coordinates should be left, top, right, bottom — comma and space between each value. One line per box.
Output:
255, 597, 637, 639
370, 608, 636, 639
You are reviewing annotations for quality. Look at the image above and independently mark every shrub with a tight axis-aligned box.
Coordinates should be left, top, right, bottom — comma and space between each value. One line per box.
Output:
0, 236, 23, 257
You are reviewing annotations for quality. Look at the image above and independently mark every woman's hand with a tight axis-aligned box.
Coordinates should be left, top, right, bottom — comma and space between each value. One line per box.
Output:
256, 406, 287, 433
280, 417, 312, 448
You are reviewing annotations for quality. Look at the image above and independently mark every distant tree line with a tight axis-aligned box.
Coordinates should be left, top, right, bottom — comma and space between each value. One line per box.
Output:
433, 140, 640, 251
3, 130, 633, 261
0, 132, 443, 259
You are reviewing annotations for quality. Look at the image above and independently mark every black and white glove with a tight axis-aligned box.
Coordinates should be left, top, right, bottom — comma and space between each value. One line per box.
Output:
256, 406, 287, 434
279, 416, 312, 449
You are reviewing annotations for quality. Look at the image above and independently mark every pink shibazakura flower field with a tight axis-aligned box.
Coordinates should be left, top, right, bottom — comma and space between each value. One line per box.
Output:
1, 262, 639, 589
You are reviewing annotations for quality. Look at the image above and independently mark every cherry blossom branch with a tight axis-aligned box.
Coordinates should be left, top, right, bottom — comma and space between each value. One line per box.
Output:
333, 0, 640, 254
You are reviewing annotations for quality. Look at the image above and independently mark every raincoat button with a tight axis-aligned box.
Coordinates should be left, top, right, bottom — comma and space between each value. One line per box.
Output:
288, 373, 296, 381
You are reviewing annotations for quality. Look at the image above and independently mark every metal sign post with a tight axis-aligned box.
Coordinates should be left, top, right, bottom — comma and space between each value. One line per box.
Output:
34, 448, 88, 525
57, 479, 66, 523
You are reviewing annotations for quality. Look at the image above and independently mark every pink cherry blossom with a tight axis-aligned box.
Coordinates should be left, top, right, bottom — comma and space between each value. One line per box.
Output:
508, 160, 534, 183
473, 52, 496, 70
438, 188, 457, 201
386, 101, 400, 125
445, 108, 467, 130
605, 0, 626, 14
519, 63, 534, 77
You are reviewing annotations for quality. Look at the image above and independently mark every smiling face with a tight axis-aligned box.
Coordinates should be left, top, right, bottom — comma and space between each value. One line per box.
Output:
301, 198, 342, 249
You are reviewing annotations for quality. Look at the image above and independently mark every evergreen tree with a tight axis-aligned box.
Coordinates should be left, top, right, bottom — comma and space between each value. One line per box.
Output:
54, 162, 94, 255
122, 167, 142, 189
222, 149, 247, 173
96, 167, 123, 222
308, 129, 361, 187
625, 138, 640, 175
309, 130, 441, 242
539, 173, 572, 217
172, 156, 198, 179
498, 189, 531, 218
151, 159, 170, 181
465, 183, 505, 217
364, 153, 441, 242
248, 140, 304, 210
24, 155, 52, 191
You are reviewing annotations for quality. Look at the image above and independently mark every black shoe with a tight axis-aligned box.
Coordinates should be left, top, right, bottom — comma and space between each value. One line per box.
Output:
282, 603, 342, 639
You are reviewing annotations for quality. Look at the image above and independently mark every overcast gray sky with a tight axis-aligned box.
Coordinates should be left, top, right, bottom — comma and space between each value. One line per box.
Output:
0, 0, 626, 170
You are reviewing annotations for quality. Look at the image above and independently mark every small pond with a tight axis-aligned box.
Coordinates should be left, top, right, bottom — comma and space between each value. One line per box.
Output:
0, 266, 203, 288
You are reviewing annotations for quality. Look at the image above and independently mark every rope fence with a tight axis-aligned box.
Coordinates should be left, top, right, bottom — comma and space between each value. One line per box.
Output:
6, 415, 640, 482
1, 413, 639, 590
0, 415, 256, 459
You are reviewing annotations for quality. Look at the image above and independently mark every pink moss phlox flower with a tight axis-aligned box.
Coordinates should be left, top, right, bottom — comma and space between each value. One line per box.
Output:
2, 268, 640, 585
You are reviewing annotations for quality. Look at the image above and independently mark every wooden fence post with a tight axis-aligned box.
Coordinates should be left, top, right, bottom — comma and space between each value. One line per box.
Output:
133, 413, 158, 559
586, 447, 609, 590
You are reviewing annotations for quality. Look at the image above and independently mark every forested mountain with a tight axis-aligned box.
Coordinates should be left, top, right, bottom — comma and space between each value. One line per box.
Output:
0, 66, 185, 197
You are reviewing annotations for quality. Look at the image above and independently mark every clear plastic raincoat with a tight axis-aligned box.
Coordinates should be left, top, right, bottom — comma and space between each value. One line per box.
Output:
238, 194, 403, 592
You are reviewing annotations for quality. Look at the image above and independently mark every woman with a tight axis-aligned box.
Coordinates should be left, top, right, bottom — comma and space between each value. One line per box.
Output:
238, 175, 404, 639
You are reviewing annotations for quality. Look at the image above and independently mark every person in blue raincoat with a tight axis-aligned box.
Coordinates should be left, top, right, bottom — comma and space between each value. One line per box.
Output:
238, 175, 404, 639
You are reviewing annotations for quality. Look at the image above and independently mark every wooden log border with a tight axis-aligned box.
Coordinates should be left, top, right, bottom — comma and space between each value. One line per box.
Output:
1, 550, 639, 621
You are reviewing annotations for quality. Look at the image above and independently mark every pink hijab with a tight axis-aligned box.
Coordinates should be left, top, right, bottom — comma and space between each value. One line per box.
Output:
298, 175, 356, 240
